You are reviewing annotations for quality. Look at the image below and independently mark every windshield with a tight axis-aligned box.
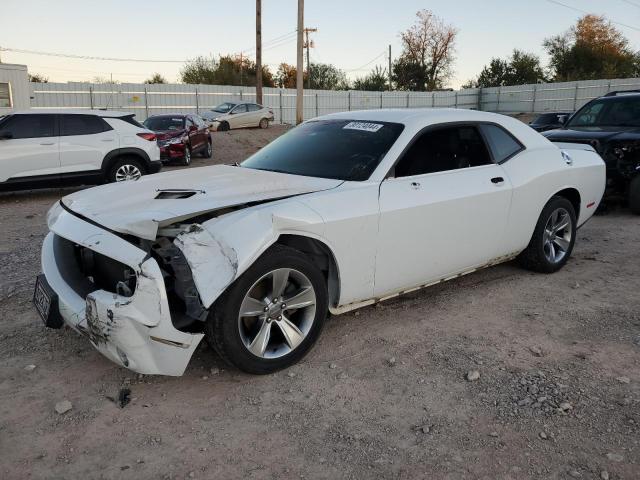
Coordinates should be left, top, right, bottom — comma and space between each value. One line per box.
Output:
241, 119, 405, 181
213, 102, 237, 113
143, 116, 185, 131
567, 96, 640, 128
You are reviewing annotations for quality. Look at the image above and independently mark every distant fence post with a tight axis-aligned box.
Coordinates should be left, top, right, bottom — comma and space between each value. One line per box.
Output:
406, 92, 409, 108
454, 91, 458, 109
607, 80, 612, 94
477, 88, 483, 111
195, 87, 199, 114
496, 88, 502, 112
279, 90, 283, 124
240, 90, 243, 101
573, 83, 579, 110
143, 87, 149, 119
531, 84, 537, 113
348, 91, 351, 111
380, 92, 383, 108
315, 93, 319, 117
89, 86, 94, 109
431, 93, 435, 108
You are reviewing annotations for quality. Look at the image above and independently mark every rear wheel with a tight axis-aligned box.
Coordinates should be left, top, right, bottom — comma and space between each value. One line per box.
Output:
518, 196, 576, 273
219, 121, 230, 132
107, 156, 146, 183
205, 245, 328, 374
629, 175, 640, 214
259, 118, 269, 129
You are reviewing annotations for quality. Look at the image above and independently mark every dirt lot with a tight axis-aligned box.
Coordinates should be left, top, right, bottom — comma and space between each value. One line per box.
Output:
1, 125, 639, 480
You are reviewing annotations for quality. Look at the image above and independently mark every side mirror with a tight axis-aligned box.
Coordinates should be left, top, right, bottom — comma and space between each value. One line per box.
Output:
558, 115, 568, 125
189, 125, 197, 131
0, 131, 12, 140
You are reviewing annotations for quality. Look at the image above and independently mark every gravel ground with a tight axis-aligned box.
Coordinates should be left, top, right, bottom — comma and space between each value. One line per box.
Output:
1, 124, 639, 480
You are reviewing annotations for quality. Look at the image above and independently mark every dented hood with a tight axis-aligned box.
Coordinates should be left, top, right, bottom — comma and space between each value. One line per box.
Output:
61, 165, 342, 239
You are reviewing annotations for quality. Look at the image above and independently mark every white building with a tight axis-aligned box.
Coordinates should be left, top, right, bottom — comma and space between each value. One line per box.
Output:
0, 63, 30, 115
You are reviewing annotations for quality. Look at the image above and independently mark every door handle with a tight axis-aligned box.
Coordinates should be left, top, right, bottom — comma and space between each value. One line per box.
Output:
100, 138, 115, 142
39, 142, 55, 145
491, 176, 504, 185
410, 181, 421, 189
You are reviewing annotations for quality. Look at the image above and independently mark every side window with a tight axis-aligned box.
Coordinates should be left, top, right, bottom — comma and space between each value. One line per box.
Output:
61, 115, 111, 136
233, 104, 248, 114
186, 117, 195, 128
0, 114, 55, 139
394, 126, 492, 178
479, 124, 523, 163
248, 104, 260, 112
0, 82, 12, 108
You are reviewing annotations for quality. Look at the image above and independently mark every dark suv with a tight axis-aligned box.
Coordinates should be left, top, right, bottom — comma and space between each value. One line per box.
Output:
544, 91, 640, 213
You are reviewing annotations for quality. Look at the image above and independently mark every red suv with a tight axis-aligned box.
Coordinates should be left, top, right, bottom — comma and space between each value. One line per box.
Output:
143, 114, 212, 166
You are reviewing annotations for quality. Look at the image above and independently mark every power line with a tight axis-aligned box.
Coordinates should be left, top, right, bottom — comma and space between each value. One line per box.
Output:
544, 0, 640, 32
0, 47, 186, 63
345, 51, 387, 72
620, 0, 640, 9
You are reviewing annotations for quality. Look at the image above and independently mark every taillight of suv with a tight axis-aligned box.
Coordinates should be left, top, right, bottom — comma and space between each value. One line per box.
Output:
137, 132, 157, 141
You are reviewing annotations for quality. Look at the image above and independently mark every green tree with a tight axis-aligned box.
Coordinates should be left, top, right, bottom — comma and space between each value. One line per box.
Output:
467, 50, 546, 88
28, 73, 48, 83
308, 62, 349, 90
392, 9, 457, 91
544, 14, 639, 81
353, 66, 388, 91
144, 73, 167, 84
180, 55, 274, 87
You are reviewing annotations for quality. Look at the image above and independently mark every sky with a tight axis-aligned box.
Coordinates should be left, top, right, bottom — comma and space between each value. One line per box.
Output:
2, 0, 640, 88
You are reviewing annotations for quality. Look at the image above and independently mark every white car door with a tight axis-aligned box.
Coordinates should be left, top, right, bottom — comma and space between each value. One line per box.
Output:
229, 104, 249, 128
59, 114, 116, 174
374, 124, 513, 297
0, 113, 59, 182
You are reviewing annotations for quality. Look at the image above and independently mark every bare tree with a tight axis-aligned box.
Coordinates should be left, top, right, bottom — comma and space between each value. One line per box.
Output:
395, 10, 457, 91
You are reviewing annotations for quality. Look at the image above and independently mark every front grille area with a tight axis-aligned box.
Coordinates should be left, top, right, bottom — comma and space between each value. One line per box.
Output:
53, 235, 137, 298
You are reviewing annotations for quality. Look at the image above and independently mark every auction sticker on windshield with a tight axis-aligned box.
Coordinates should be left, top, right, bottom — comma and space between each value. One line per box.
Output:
343, 122, 384, 132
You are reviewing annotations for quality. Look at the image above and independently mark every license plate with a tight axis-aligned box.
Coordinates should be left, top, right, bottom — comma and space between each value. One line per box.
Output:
33, 274, 63, 329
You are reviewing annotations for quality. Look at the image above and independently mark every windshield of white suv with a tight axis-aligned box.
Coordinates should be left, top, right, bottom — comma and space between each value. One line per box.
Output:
241, 119, 405, 181
213, 103, 237, 113
143, 116, 185, 131
567, 96, 640, 128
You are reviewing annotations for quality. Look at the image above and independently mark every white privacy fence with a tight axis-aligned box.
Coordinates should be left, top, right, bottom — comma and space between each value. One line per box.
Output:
29, 77, 640, 123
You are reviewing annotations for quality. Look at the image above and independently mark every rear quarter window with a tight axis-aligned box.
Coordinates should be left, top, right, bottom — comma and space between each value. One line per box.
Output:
479, 124, 524, 163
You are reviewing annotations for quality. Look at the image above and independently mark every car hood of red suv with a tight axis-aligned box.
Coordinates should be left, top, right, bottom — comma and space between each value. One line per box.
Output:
153, 129, 187, 141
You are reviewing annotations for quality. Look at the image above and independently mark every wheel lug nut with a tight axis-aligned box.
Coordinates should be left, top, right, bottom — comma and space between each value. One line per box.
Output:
264, 306, 269, 312
277, 315, 282, 320
281, 303, 286, 309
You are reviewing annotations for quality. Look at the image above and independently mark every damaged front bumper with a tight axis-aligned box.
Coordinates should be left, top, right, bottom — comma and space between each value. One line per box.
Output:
41, 203, 204, 376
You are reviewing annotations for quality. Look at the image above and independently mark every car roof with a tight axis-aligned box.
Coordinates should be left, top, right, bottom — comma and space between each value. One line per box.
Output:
11, 109, 135, 117
146, 113, 188, 118
316, 108, 508, 127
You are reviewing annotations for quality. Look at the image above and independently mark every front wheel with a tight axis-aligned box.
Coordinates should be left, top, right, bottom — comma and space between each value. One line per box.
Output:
206, 245, 328, 374
518, 195, 577, 273
201, 140, 212, 158
629, 175, 640, 215
181, 145, 191, 166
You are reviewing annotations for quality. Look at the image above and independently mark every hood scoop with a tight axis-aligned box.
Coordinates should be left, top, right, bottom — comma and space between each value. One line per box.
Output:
155, 189, 205, 200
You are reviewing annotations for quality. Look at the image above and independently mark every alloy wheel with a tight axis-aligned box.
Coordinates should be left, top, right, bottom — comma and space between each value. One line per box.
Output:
238, 268, 317, 359
114, 164, 142, 182
184, 147, 191, 165
542, 207, 573, 264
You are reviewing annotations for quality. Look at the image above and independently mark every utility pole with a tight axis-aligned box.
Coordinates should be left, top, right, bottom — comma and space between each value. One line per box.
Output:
296, 0, 304, 124
239, 52, 243, 87
388, 44, 392, 91
255, 0, 263, 104
303, 27, 317, 89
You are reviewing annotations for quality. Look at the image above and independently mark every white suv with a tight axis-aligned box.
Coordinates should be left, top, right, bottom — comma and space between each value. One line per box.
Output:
0, 109, 162, 191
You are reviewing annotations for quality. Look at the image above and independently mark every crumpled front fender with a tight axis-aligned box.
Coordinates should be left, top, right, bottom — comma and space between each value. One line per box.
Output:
174, 200, 325, 309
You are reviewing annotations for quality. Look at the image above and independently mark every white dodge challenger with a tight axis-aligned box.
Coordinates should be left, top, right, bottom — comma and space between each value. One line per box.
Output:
34, 109, 605, 376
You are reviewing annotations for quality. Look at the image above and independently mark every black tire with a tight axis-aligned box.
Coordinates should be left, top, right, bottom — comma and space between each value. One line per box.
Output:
259, 118, 269, 129
219, 121, 230, 132
106, 156, 146, 183
518, 195, 577, 273
181, 145, 192, 166
629, 175, 640, 215
205, 244, 328, 374
201, 139, 212, 158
